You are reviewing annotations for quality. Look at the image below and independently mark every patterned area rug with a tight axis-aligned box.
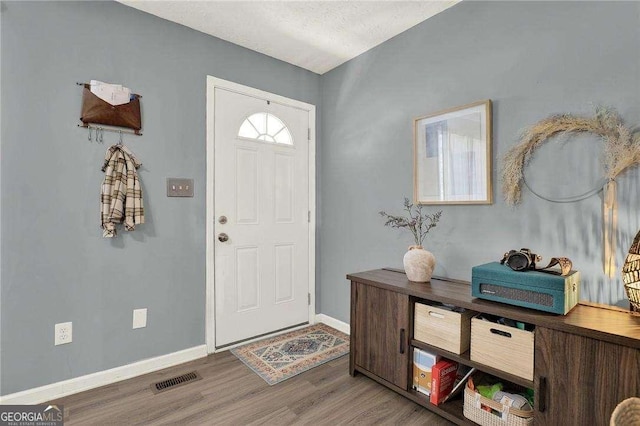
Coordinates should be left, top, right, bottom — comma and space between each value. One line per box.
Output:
230, 323, 349, 385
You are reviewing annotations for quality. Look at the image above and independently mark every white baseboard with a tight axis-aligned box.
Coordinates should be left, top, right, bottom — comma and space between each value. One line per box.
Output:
0, 345, 208, 405
315, 314, 350, 335
2, 319, 346, 405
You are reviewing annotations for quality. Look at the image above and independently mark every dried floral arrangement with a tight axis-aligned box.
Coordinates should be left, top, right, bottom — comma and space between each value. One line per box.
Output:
502, 107, 640, 205
380, 197, 442, 247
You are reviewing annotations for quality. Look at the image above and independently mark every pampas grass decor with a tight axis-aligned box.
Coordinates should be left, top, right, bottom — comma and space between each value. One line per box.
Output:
502, 107, 640, 205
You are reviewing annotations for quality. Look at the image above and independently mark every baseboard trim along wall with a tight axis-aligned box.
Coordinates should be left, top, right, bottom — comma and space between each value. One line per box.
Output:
0, 345, 208, 405
316, 314, 350, 335
2, 317, 346, 405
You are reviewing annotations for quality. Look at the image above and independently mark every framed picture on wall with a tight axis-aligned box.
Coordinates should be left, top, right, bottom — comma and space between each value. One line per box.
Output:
413, 100, 492, 205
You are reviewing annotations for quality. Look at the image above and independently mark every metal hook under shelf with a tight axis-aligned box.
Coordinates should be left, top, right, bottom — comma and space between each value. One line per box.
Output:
78, 123, 142, 136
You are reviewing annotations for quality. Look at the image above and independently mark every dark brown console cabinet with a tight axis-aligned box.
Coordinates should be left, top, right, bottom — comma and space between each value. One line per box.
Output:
348, 269, 640, 426
535, 327, 640, 425
350, 282, 410, 390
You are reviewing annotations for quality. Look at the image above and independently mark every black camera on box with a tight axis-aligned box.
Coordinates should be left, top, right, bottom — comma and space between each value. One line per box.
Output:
500, 248, 541, 272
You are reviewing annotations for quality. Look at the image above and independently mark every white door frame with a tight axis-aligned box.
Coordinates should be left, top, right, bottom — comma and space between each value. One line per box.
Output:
205, 76, 316, 353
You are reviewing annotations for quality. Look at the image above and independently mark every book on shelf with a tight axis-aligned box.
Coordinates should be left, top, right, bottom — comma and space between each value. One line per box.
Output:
430, 359, 459, 405
412, 348, 439, 396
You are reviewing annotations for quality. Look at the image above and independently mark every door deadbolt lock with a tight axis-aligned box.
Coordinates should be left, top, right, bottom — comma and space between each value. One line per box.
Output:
218, 215, 228, 224
218, 233, 229, 242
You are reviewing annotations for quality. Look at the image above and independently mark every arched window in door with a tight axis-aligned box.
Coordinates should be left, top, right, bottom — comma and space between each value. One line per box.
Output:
238, 112, 293, 145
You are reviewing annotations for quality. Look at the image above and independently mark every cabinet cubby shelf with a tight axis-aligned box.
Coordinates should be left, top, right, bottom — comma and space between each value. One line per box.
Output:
410, 339, 534, 389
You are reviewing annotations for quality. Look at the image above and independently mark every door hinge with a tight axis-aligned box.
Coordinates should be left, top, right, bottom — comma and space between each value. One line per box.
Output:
308, 128, 311, 141
308, 293, 311, 306
308, 210, 311, 223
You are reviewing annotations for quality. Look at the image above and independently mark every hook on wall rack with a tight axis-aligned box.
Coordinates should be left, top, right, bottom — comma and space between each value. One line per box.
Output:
79, 122, 142, 137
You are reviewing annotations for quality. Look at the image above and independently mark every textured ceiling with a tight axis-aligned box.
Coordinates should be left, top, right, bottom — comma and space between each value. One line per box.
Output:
117, 1, 460, 74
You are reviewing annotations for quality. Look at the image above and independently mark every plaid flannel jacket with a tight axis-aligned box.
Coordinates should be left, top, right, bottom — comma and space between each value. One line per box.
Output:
100, 145, 144, 237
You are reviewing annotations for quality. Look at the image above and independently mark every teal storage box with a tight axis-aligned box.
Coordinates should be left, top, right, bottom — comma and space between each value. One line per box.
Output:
472, 262, 580, 314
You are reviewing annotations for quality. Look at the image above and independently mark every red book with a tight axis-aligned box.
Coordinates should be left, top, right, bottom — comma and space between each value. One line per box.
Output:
430, 359, 458, 405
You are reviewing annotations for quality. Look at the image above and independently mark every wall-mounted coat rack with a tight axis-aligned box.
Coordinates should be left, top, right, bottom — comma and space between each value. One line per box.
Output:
80, 123, 139, 139
77, 82, 143, 136
83, 125, 131, 144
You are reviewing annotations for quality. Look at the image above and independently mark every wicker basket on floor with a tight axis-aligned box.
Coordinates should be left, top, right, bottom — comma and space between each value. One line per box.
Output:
463, 385, 534, 426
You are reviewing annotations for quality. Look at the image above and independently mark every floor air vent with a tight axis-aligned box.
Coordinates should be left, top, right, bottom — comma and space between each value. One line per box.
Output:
151, 371, 202, 394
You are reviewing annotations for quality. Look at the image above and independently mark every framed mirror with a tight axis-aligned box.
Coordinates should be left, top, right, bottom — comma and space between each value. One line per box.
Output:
414, 100, 492, 205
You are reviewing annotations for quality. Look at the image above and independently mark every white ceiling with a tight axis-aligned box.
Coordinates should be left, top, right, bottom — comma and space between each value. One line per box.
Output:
117, 1, 460, 74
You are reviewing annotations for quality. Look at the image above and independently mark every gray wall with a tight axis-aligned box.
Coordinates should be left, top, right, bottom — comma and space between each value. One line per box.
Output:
0, 1, 320, 395
319, 1, 640, 322
3, 0, 640, 397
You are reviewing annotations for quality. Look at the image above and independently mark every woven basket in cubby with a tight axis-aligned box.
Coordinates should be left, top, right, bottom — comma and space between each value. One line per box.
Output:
463, 385, 534, 426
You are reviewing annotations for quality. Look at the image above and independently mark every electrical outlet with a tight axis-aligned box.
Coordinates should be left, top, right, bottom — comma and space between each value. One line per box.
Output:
133, 308, 147, 329
55, 322, 73, 345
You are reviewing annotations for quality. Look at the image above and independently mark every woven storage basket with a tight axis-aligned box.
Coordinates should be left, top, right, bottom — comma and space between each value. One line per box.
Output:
610, 397, 640, 426
622, 229, 640, 312
463, 385, 534, 426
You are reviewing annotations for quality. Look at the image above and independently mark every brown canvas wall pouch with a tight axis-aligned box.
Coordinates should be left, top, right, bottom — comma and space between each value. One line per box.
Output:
80, 86, 142, 131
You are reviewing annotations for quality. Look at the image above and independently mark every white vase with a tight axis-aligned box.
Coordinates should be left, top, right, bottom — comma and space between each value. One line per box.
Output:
403, 245, 436, 282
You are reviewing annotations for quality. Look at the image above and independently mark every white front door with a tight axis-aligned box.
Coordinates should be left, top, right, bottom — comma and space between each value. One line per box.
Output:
213, 85, 312, 348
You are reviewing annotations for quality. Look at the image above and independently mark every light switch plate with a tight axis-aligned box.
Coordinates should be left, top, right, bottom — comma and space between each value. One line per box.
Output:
133, 308, 147, 329
167, 178, 194, 197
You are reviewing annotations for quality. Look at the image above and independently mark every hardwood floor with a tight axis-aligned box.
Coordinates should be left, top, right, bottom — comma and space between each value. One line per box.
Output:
50, 351, 454, 425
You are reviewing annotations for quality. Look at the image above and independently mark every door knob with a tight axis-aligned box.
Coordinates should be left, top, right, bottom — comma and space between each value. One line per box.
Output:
218, 233, 229, 242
